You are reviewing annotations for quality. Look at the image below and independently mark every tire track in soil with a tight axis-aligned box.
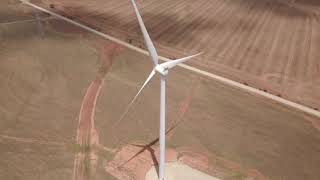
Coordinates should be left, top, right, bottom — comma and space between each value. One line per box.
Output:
208, 0, 250, 63
0, 135, 66, 146
73, 42, 122, 180
234, 1, 275, 72
219, 0, 264, 66
245, 4, 278, 75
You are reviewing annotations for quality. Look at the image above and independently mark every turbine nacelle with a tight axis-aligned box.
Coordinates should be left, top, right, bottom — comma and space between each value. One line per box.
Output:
155, 65, 169, 76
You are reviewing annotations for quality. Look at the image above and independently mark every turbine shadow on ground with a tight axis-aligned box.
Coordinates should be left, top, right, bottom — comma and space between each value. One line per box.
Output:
117, 108, 192, 169
229, 0, 319, 17
117, 126, 177, 178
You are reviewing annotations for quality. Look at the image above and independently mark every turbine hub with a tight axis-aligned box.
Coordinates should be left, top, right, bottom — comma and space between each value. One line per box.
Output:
155, 65, 168, 76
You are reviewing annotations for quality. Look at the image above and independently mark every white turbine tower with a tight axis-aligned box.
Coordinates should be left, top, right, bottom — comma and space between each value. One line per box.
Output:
127, 0, 202, 179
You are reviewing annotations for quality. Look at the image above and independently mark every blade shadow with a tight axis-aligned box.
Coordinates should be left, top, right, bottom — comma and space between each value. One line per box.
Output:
117, 78, 200, 169
116, 115, 186, 170
116, 126, 175, 178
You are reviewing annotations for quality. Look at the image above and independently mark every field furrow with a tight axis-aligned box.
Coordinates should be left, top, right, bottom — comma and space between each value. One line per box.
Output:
223, 1, 272, 68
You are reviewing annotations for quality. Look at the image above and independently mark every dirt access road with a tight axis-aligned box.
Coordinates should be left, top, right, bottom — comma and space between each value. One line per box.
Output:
73, 43, 122, 180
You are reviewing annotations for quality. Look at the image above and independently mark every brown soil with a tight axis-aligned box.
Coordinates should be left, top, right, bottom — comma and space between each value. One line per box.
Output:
34, 0, 320, 110
49, 19, 87, 35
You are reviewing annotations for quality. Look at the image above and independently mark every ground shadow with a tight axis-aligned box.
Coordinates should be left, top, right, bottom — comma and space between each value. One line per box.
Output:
32, 2, 219, 48
229, 0, 318, 18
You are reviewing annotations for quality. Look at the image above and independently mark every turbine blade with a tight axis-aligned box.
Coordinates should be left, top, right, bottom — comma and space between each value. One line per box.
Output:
115, 70, 156, 126
160, 53, 202, 70
130, 0, 158, 66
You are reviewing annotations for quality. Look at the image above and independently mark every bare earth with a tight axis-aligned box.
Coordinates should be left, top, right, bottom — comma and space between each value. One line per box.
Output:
33, 0, 320, 110
1, 1, 320, 180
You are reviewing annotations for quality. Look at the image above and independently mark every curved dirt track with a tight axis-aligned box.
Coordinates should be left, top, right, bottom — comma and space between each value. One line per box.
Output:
73, 43, 123, 180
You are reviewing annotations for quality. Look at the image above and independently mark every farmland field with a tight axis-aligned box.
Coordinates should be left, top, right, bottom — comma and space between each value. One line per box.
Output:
1, 0, 320, 180
33, 0, 320, 110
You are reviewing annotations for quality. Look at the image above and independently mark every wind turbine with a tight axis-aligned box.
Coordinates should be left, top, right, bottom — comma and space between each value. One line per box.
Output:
126, 0, 202, 179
